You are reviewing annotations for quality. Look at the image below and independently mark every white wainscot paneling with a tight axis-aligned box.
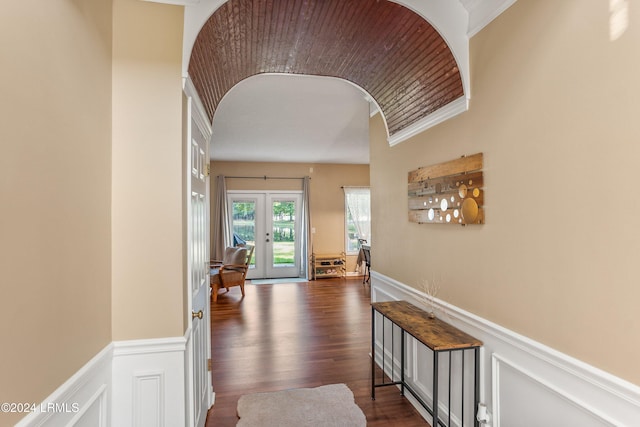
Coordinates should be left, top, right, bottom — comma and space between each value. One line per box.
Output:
15, 345, 112, 427
112, 337, 187, 427
371, 271, 640, 427
493, 354, 615, 426
16, 337, 189, 427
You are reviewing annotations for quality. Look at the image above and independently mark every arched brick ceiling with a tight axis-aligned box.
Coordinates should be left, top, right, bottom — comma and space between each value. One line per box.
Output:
188, 0, 464, 137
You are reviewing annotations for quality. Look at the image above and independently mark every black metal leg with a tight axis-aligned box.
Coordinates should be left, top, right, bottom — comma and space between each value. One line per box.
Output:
462, 350, 465, 426
363, 264, 370, 283
474, 347, 480, 427
401, 330, 405, 396
382, 317, 386, 387
433, 351, 439, 427
391, 324, 395, 382
371, 308, 375, 400
448, 352, 452, 427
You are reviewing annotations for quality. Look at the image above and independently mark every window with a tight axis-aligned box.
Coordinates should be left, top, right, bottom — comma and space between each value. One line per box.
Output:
344, 187, 371, 254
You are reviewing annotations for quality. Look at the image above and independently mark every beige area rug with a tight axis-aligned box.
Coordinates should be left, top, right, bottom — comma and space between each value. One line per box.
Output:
236, 383, 367, 426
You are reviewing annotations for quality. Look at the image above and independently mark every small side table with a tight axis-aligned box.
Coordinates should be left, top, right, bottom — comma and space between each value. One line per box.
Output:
371, 300, 483, 427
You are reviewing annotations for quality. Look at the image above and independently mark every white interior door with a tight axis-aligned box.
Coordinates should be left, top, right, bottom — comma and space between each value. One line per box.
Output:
228, 191, 302, 279
185, 93, 211, 427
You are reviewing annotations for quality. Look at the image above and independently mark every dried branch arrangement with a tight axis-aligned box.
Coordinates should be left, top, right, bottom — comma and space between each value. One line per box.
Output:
419, 275, 441, 318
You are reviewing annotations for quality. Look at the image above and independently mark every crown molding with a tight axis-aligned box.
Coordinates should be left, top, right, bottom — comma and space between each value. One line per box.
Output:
387, 97, 468, 147
464, 0, 518, 37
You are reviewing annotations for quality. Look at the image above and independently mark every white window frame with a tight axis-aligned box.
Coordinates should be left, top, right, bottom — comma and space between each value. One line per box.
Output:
344, 187, 371, 255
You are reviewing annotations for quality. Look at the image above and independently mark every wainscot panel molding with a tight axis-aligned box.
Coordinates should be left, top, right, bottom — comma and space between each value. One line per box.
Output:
15, 344, 112, 427
112, 336, 187, 427
371, 271, 640, 426
16, 336, 190, 427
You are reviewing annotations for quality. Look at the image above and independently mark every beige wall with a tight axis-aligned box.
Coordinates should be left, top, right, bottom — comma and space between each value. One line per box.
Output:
111, 0, 185, 340
0, 0, 113, 424
371, 0, 640, 385
211, 161, 370, 272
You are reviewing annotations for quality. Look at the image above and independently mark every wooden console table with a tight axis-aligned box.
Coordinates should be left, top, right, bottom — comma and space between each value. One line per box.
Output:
371, 300, 483, 427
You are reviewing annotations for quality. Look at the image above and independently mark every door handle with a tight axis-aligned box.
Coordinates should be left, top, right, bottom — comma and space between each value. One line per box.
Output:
192, 310, 203, 320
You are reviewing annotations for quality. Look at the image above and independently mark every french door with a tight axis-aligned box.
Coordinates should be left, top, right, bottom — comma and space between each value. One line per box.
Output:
228, 191, 302, 279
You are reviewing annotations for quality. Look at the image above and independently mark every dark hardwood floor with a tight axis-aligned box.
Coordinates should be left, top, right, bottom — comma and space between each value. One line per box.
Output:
205, 277, 429, 427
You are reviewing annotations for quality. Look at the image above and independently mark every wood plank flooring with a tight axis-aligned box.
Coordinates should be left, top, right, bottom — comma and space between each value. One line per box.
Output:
205, 278, 429, 426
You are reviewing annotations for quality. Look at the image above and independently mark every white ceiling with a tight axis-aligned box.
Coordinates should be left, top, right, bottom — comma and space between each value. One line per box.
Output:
210, 74, 372, 164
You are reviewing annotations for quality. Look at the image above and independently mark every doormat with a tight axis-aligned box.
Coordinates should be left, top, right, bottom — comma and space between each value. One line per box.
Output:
236, 383, 366, 426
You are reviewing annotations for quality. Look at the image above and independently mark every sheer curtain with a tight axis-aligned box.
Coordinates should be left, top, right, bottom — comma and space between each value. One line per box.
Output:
212, 175, 232, 260
300, 176, 312, 279
344, 187, 371, 251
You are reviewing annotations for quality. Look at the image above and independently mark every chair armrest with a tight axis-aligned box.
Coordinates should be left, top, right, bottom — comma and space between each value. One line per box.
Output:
219, 264, 248, 272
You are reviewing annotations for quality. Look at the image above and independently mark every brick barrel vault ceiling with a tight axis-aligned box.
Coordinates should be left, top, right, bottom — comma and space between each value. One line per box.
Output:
188, 0, 464, 137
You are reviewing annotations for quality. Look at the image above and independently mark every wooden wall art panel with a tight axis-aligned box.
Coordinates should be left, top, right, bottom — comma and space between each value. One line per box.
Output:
408, 153, 484, 225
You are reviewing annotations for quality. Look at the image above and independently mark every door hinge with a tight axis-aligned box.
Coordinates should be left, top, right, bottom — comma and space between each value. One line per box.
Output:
206, 163, 210, 177
207, 358, 212, 371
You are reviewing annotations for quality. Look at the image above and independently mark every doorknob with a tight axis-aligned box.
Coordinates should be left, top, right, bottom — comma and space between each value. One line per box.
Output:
192, 310, 203, 320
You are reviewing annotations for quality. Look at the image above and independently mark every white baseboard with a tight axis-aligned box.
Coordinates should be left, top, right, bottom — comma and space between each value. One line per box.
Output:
371, 271, 640, 427
15, 345, 112, 427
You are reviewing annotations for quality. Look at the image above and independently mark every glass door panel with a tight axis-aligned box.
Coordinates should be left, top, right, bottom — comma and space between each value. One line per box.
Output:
228, 192, 301, 279
267, 196, 300, 278
231, 199, 255, 259
229, 195, 264, 278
